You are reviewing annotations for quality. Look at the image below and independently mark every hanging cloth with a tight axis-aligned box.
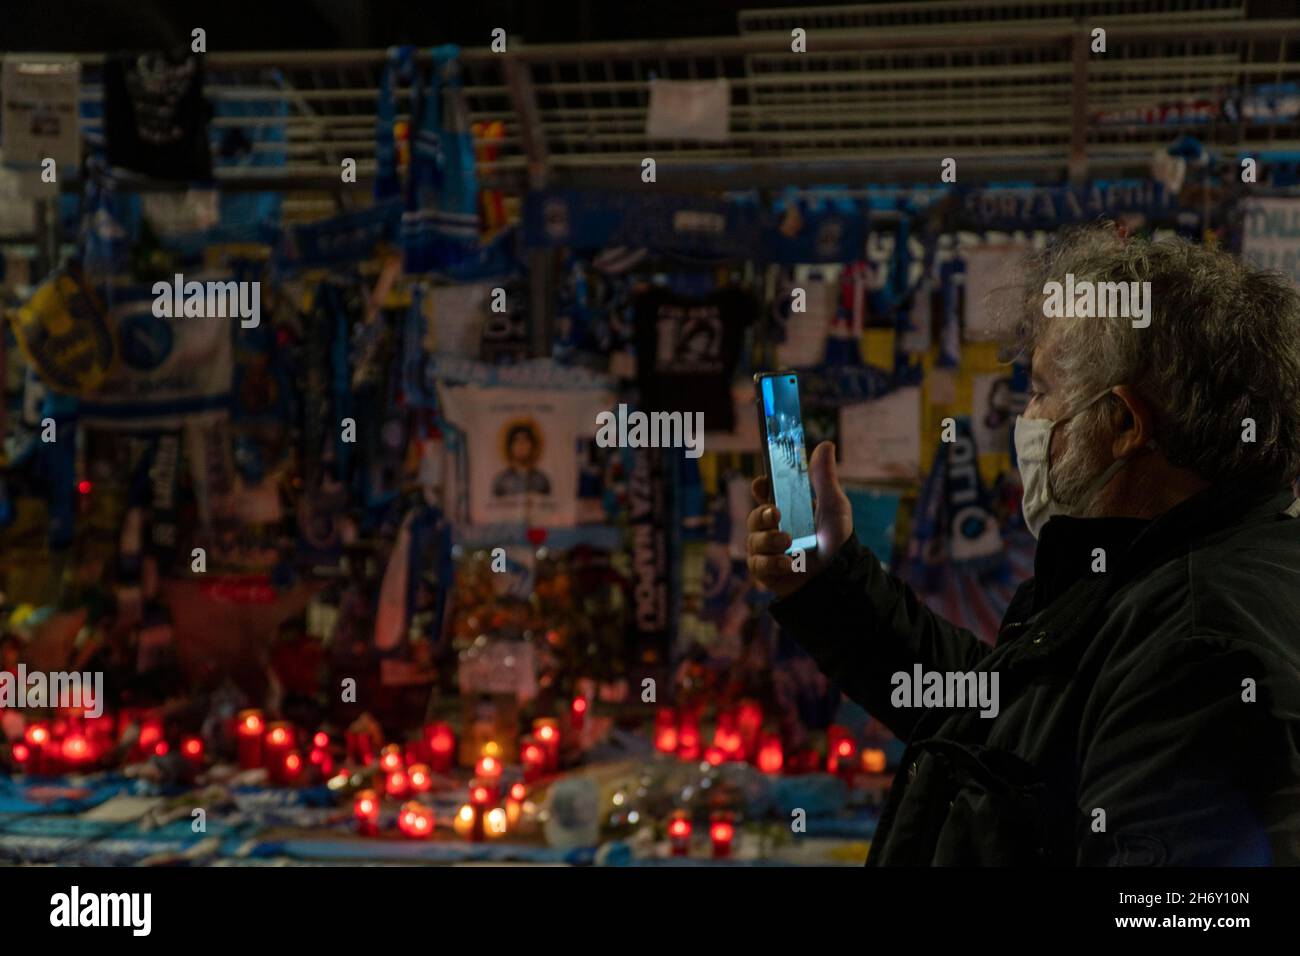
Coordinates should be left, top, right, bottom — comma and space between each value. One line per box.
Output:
402, 46, 482, 274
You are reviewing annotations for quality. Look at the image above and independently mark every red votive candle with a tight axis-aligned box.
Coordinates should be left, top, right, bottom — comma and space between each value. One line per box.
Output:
399, 802, 434, 839
408, 764, 432, 793
520, 736, 546, 783
710, 812, 735, 859
828, 726, 857, 780
506, 782, 527, 826
25, 723, 50, 774
264, 722, 294, 773
137, 716, 163, 761
736, 700, 763, 760
713, 711, 742, 762
279, 750, 303, 786
532, 718, 559, 772
61, 733, 92, 767
236, 710, 265, 769
379, 743, 404, 774
757, 734, 784, 775
181, 735, 205, 769
386, 768, 410, 799
466, 781, 491, 842
570, 695, 588, 733
423, 722, 455, 772
654, 709, 678, 755
668, 810, 692, 857
354, 789, 379, 836
475, 755, 503, 800
677, 716, 701, 762
703, 746, 725, 767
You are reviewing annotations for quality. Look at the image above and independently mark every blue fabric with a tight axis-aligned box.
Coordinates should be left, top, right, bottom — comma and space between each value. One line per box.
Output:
402, 46, 481, 274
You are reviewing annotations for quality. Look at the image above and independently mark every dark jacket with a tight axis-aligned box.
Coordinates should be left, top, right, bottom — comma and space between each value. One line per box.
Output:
770, 481, 1300, 865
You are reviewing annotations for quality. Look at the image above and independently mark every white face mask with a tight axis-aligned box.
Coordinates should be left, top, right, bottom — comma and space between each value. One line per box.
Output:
1013, 387, 1138, 539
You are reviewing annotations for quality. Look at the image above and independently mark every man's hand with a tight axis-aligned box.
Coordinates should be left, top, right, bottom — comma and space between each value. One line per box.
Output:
747, 441, 854, 599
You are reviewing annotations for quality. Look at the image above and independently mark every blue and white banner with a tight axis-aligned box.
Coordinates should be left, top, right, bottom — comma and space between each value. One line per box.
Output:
951, 180, 1183, 231
524, 189, 764, 258
79, 285, 233, 429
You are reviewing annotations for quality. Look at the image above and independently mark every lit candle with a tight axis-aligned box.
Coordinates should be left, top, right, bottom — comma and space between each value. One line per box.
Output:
408, 764, 432, 793
279, 750, 303, 786
713, 710, 743, 761
11, 742, 32, 770
137, 716, 164, 760
379, 743, 404, 774
309, 743, 334, 777
475, 754, 503, 800
736, 700, 763, 760
709, 812, 735, 859
532, 718, 559, 772
506, 782, 526, 826
236, 710, 264, 769
465, 783, 491, 842
181, 735, 205, 769
453, 803, 478, 840
398, 802, 434, 839
703, 746, 725, 767
61, 733, 92, 767
860, 747, 886, 774
25, 723, 50, 775
827, 725, 855, 776
653, 709, 678, 755
264, 722, 295, 773
484, 806, 508, 840
386, 768, 410, 799
423, 722, 455, 772
676, 716, 701, 762
354, 789, 379, 836
570, 694, 588, 733
757, 734, 784, 775
520, 736, 546, 783
668, 810, 692, 857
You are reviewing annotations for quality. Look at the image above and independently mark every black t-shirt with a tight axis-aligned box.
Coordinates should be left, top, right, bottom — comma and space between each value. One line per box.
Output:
633, 286, 754, 431
103, 52, 213, 181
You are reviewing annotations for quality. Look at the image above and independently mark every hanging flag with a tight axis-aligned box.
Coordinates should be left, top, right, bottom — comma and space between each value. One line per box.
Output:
906, 417, 1006, 593
12, 264, 115, 396
402, 45, 481, 274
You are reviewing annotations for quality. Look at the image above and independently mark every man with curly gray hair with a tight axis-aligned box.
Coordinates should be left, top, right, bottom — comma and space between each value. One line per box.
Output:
748, 224, 1300, 866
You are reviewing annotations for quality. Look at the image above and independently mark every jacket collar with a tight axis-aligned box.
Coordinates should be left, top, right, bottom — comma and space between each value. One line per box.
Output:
1026, 477, 1294, 617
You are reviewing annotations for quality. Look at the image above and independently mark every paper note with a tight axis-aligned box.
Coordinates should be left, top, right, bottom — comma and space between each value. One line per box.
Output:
838, 386, 922, 480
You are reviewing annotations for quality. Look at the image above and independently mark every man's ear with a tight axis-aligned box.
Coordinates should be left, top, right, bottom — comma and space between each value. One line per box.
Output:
1109, 385, 1155, 456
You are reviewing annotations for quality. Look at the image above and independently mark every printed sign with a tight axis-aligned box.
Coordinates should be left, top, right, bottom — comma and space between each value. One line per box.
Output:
1, 57, 81, 169
1241, 197, 1300, 288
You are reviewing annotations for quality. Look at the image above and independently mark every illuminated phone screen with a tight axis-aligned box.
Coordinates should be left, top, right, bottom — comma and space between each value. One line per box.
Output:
760, 374, 817, 555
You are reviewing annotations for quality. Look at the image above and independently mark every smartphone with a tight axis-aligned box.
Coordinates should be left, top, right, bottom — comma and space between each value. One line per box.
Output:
754, 371, 818, 555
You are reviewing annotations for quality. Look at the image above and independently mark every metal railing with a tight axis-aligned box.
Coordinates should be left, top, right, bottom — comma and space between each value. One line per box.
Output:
32, 7, 1300, 210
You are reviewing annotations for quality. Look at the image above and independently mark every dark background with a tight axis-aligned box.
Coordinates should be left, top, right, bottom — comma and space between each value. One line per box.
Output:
11, 0, 830, 50
6, 0, 1298, 52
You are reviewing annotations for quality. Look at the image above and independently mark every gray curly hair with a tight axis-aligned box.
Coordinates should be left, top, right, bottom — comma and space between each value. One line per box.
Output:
998, 223, 1300, 486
